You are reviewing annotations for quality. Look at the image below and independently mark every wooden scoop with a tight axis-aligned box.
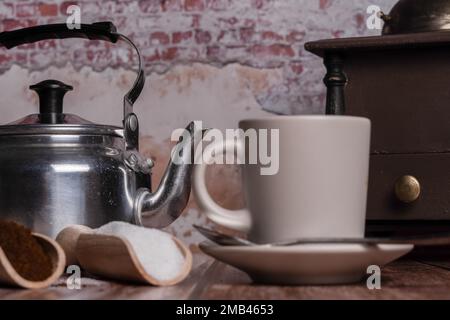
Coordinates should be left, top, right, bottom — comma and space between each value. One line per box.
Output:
0, 233, 66, 289
57, 225, 192, 286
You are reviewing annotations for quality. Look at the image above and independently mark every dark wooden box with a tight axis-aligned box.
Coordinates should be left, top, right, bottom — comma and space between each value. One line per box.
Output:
305, 32, 450, 233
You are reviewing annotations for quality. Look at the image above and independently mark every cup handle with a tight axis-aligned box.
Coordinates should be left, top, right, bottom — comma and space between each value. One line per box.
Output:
193, 139, 251, 232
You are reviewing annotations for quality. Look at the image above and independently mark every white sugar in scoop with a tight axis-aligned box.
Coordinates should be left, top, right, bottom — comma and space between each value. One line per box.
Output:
95, 222, 188, 282
57, 222, 192, 286
96, 222, 188, 282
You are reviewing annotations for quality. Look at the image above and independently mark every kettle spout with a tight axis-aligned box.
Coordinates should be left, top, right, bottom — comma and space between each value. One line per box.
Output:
134, 121, 206, 228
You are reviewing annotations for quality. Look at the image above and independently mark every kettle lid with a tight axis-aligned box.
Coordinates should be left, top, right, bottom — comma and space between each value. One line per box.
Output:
0, 79, 122, 137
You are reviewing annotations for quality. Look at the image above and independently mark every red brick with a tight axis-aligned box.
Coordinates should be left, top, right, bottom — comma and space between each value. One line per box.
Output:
239, 28, 255, 42
195, 29, 212, 44
184, 0, 204, 11
60, 1, 79, 15
161, 47, 179, 60
261, 31, 283, 41
83, 40, 105, 48
2, 19, 37, 31
289, 61, 304, 75
248, 44, 295, 57
16, 3, 36, 18
41, 17, 62, 25
172, 31, 193, 44
0, 53, 12, 65
161, 0, 183, 11
14, 52, 27, 64
138, 0, 160, 13
150, 32, 170, 45
16, 43, 36, 50
206, 45, 222, 59
319, 0, 332, 10
286, 30, 305, 43
0, 52, 26, 68
354, 13, 365, 30
38, 3, 58, 16
38, 40, 57, 50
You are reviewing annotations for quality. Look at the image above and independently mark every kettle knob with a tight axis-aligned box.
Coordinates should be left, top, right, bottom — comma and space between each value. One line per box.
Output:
30, 80, 73, 124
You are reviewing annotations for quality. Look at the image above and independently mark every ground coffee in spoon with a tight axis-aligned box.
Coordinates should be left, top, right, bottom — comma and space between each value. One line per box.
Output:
0, 220, 53, 281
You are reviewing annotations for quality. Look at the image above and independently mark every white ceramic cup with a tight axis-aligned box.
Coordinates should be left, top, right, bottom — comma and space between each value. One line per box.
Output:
193, 116, 371, 244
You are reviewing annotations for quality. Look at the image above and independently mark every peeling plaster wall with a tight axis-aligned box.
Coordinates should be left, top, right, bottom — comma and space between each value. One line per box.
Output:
0, 0, 398, 242
0, 0, 397, 116
2, 63, 278, 136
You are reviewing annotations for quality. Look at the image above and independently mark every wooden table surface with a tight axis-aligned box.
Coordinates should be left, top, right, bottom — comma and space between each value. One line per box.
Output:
1, 250, 450, 300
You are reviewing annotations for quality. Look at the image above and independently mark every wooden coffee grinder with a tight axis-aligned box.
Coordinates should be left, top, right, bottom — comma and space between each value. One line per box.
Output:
305, 0, 450, 235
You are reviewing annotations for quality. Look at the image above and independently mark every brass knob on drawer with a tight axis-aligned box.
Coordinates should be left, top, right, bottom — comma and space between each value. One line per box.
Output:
394, 175, 421, 203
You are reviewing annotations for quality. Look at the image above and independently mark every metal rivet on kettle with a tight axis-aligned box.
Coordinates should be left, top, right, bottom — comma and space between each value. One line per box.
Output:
145, 158, 154, 169
128, 114, 138, 132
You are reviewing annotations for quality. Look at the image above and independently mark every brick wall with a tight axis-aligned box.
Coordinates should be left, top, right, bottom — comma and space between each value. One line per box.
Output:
0, 0, 396, 114
0, 0, 397, 241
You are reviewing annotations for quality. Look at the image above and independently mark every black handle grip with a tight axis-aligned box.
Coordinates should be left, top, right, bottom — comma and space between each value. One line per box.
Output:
0, 22, 119, 49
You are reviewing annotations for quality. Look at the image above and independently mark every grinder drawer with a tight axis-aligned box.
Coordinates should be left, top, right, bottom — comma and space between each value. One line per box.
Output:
367, 153, 450, 220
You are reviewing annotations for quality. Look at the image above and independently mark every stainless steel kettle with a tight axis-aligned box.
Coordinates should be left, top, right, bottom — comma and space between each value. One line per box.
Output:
0, 22, 203, 237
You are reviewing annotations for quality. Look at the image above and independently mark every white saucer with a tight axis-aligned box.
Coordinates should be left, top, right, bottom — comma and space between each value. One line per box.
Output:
199, 242, 414, 285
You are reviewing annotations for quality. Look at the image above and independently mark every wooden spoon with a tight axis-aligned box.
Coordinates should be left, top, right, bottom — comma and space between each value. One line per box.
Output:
77, 233, 192, 286
0, 233, 66, 289
57, 225, 192, 286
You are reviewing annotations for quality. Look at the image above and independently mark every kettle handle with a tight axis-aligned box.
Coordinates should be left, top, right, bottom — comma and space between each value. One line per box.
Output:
0, 22, 144, 150
0, 22, 119, 48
